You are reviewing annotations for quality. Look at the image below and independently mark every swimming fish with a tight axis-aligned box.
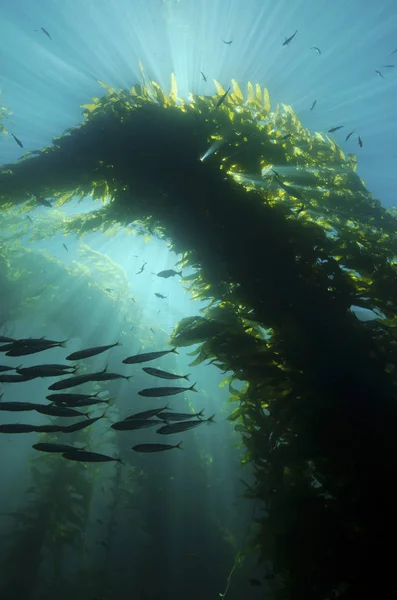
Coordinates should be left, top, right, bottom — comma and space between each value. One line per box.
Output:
136, 261, 147, 275
328, 125, 344, 133
131, 442, 183, 453
10, 133, 23, 148
154, 293, 167, 299
35, 196, 52, 208
0, 402, 38, 411
34, 404, 88, 418
0, 374, 35, 383
216, 87, 231, 108
142, 367, 190, 381
47, 392, 101, 405
66, 342, 121, 361
123, 348, 178, 364
62, 414, 106, 433
156, 415, 215, 434
111, 419, 161, 431
310, 100, 317, 111
222, 39, 233, 44
358, 136, 363, 147
156, 269, 182, 278
63, 243, 68, 252
310, 46, 321, 54
345, 130, 354, 141
200, 71, 207, 82
41, 27, 52, 40
62, 450, 122, 463
33, 443, 82, 453
375, 70, 385, 79
48, 367, 107, 390
0, 424, 37, 434
125, 406, 169, 420
0, 365, 17, 373
282, 30, 297, 46
159, 410, 205, 421
138, 383, 197, 397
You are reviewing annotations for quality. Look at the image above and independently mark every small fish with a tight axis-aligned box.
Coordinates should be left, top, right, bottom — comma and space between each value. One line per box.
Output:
0, 365, 16, 373
249, 579, 262, 586
138, 383, 197, 397
200, 71, 207, 82
0, 374, 35, 383
375, 70, 385, 79
66, 342, 121, 361
156, 269, 182, 278
46, 392, 101, 405
156, 414, 215, 434
358, 136, 363, 147
0, 423, 37, 433
26, 215, 33, 223
125, 405, 169, 420
63, 243, 68, 252
154, 293, 167, 299
112, 419, 161, 431
62, 450, 122, 463
33, 443, 81, 453
62, 413, 105, 433
48, 367, 107, 390
159, 410, 205, 421
380, 64, 395, 67
123, 348, 178, 364
345, 130, 354, 141
90, 372, 132, 382
283, 30, 297, 46
216, 87, 231, 109
328, 125, 344, 133
0, 402, 38, 411
33, 424, 65, 433
310, 100, 317, 111
131, 296, 136, 302
310, 46, 321, 55
136, 261, 147, 275
131, 442, 183, 453
142, 367, 190, 381
10, 132, 23, 148
41, 27, 52, 40
35, 196, 52, 207
34, 404, 88, 418
16, 365, 76, 378
222, 39, 233, 44
6, 345, 60, 357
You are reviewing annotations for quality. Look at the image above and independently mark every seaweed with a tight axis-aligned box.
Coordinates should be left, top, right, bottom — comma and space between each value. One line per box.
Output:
1, 72, 397, 599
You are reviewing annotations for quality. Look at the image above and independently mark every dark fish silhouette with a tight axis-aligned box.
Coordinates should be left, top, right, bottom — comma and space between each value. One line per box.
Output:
375, 70, 385, 79
136, 261, 147, 275
155, 293, 167, 299
63, 243, 68, 251
156, 269, 182, 278
36, 196, 52, 207
40, 27, 52, 39
310, 100, 317, 111
345, 130, 354, 141
157, 414, 215, 434
26, 215, 33, 223
123, 348, 178, 364
310, 46, 321, 55
216, 87, 231, 108
125, 405, 169, 420
131, 442, 183, 453
63, 450, 122, 463
33, 443, 81, 453
380, 64, 395, 68
66, 342, 120, 361
10, 133, 23, 148
283, 30, 297, 46
222, 39, 233, 44
200, 71, 207, 82
138, 383, 197, 397
142, 366, 190, 380
358, 136, 363, 147
112, 419, 161, 431
328, 125, 344, 133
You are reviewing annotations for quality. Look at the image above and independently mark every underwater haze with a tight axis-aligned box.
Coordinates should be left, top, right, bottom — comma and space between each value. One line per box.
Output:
0, 1, 396, 599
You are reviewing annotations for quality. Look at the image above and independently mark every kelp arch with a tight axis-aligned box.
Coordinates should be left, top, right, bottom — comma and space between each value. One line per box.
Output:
1, 70, 397, 600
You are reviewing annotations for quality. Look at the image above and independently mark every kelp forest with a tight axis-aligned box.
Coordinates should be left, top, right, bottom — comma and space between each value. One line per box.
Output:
0, 70, 397, 600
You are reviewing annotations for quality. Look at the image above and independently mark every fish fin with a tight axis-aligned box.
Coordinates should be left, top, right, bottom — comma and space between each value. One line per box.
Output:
197, 409, 205, 418
175, 441, 183, 450
178, 271, 183, 276
189, 383, 198, 392
60, 340, 68, 347
116, 341, 122, 347
117, 458, 124, 464
171, 347, 179, 355
126, 376, 133, 381
184, 373, 191, 381
103, 363, 108, 373
207, 414, 216, 423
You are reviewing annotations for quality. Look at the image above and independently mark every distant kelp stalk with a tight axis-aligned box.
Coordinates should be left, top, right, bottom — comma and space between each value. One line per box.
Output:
1, 68, 397, 600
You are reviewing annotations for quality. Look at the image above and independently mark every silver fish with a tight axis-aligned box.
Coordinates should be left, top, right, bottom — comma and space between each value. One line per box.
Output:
122, 348, 178, 365
138, 383, 197, 397
66, 342, 121, 361
156, 414, 215, 434
125, 405, 169, 420
62, 450, 122, 463
159, 410, 204, 421
111, 419, 161, 431
33, 443, 82, 453
131, 442, 183, 452
142, 367, 190, 381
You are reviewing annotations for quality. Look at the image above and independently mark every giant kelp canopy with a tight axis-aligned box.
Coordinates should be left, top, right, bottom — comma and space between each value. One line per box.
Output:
1, 71, 397, 600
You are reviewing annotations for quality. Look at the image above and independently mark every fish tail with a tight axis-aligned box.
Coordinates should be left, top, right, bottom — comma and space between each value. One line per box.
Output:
197, 409, 205, 418
207, 414, 216, 423
126, 375, 133, 381
60, 340, 68, 348
175, 441, 183, 450
116, 341, 122, 347
171, 347, 179, 354
178, 271, 183, 276
184, 373, 191, 381
190, 383, 198, 392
